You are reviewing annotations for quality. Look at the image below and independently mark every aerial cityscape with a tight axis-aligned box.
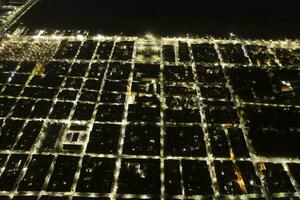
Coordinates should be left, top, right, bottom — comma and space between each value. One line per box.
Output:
0, 0, 300, 200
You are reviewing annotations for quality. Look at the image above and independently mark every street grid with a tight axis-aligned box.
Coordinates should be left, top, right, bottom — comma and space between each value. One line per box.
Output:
0, 31, 299, 200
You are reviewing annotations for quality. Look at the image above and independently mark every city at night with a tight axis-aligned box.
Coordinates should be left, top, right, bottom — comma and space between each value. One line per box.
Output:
0, 0, 300, 200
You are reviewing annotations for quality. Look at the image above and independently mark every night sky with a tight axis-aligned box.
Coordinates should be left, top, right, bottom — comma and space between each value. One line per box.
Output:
20, 0, 300, 38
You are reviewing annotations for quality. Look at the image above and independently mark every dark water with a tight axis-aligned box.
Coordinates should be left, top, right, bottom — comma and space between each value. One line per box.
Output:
20, 0, 300, 39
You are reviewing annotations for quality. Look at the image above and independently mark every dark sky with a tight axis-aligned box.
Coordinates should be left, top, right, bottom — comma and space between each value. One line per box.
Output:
20, 0, 300, 38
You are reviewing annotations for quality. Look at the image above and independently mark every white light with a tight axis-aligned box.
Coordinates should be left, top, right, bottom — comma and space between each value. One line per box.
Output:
95, 34, 105, 40
51, 35, 62, 40
199, 97, 206, 101
32, 30, 45, 40
38, 30, 45, 36
32, 35, 40, 40
281, 80, 291, 86
76, 34, 85, 41
145, 32, 156, 40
